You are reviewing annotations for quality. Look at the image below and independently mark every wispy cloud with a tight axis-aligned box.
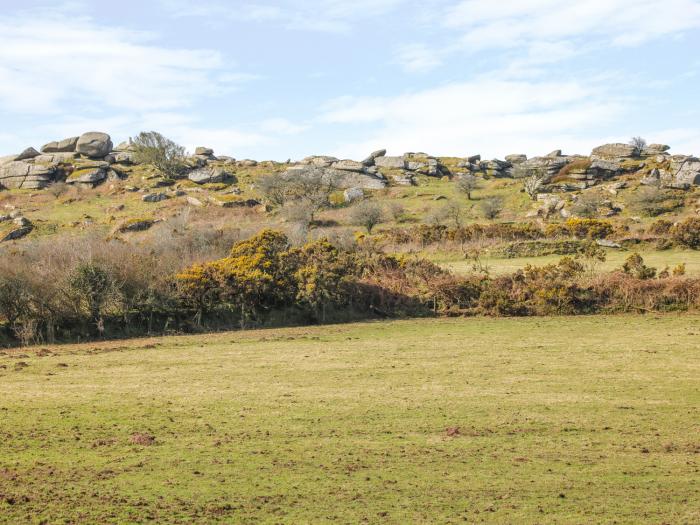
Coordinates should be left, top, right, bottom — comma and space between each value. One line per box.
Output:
321, 77, 627, 158
159, 0, 406, 33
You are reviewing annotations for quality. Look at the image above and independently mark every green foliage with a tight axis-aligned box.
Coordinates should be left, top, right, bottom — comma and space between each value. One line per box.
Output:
621, 253, 657, 280
131, 131, 187, 179
546, 218, 614, 240
671, 217, 700, 249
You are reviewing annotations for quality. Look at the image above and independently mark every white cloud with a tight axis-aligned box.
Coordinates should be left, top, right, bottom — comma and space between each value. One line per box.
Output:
159, 0, 406, 33
447, 0, 700, 50
321, 77, 627, 158
0, 12, 255, 115
395, 43, 444, 73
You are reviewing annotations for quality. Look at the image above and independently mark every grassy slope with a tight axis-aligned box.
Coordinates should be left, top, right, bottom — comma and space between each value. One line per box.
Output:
1, 316, 699, 524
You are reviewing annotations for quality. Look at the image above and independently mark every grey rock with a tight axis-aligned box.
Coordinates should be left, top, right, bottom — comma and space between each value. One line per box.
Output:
375, 156, 406, 169
361, 149, 386, 166
343, 187, 364, 203
237, 159, 258, 167
67, 168, 107, 185
15, 147, 41, 161
75, 132, 113, 158
188, 167, 234, 184
34, 152, 79, 165
332, 160, 365, 172
1, 226, 33, 242
41, 136, 79, 153
591, 143, 637, 160
546, 150, 562, 157
670, 156, 700, 186
641, 144, 670, 156
505, 154, 527, 164
113, 151, 136, 164
195, 147, 214, 157
300, 156, 338, 168
142, 193, 170, 203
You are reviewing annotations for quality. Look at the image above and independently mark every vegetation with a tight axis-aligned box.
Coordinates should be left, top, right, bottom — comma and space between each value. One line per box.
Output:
0, 315, 698, 523
130, 131, 187, 179
455, 173, 481, 199
349, 200, 384, 233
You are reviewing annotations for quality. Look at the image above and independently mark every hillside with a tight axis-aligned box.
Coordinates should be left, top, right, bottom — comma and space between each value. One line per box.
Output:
1, 131, 699, 246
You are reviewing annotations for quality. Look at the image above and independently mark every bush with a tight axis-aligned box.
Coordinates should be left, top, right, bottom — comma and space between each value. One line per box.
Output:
570, 192, 603, 218
131, 131, 187, 179
671, 217, 700, 249
479, 197, 503, 220
456, 174, 481, 200
629, 187, 682, 217
545, 218, 614, 240
350, 200, 384, 233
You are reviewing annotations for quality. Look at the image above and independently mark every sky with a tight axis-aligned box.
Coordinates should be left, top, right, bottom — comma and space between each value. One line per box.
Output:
1, 0, 699, 160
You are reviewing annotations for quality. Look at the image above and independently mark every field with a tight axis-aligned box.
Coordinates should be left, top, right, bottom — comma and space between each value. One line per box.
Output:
1, 316, 699, 524
436, 248, 700, 276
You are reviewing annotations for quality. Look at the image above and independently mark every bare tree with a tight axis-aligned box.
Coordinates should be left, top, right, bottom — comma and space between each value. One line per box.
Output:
259, 168, 342, 221
456, 174, 481, 200
442, 201, 465, 227
629, 136, 647, 155
131, 131, 187, 179
523, 174, 546, 201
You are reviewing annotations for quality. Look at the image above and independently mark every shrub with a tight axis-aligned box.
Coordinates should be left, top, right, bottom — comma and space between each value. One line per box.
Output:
546, 218, 614, 240
479, 197, 503, 220
456, 174, 481, 200
671, 217, 700, 249
629, 187, 682, 217
131, 131, 187, 179
621, 253, 656, 280
350, 200, 384, 233
570, 192, 603, 218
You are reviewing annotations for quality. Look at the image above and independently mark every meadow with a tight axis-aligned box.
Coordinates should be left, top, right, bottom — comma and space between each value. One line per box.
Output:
1, 315, 698, 523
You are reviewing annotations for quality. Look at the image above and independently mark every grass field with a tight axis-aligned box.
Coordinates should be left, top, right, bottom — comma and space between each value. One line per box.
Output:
437, 248, 700, 276
1, 316, 699, 523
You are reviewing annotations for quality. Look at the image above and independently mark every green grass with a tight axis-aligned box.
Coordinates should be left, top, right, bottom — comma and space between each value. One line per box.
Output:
1, 315, 699, 523
437, 248, 700, 276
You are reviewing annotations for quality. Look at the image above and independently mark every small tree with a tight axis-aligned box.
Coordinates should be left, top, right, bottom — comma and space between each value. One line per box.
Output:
350, 200, 384, 233
131, 131, 187, 179
479, 197, 503, 220
629, 136, 647, 155
442, 201, 464, 228
571, 192, 603, 218
622, 253, 656, 279
68, 263, 115, 335
523, 174, 546, 201
456, 174, 481, 200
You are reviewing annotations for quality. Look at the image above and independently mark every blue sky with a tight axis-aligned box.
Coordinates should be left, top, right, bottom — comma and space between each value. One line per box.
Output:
1, 0, 699, 160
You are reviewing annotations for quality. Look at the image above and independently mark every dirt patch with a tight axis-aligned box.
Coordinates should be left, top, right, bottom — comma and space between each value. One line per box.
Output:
129, 433, 156, 446
445, 426, 461, 437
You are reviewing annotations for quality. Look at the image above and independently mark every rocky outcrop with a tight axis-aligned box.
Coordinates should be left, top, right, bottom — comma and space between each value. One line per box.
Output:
374, 156, 406, 169
670, 156, 700, 186
591, 143, 638, 161
0, 161, 56, 189
76, 132, 113, 158
41, 137, 79, 153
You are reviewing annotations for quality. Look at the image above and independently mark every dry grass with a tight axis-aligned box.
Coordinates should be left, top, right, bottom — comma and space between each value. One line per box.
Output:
1, 315, 699, 523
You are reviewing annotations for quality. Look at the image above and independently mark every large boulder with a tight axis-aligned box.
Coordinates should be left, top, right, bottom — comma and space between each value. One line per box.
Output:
188, 167, 234, 184
67, 167, 107, 185
361, 149, 387, 166
15, 147, 41, 161
194, 147, 215, 157
332, 160, 365, 172
0, 162, 56, 189
76, 132, 113, 158
299, 155, 338, 168
505, 154, 527, 164
374, 156, 406, 169
591, 143, 637, 160
642, 144, 670, 156
41, 136, 79, 153
670, 156, 700, 186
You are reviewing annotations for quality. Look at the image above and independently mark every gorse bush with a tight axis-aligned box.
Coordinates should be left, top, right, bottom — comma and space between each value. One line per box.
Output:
1, 228, 700, 346
671, 217, 700, 249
